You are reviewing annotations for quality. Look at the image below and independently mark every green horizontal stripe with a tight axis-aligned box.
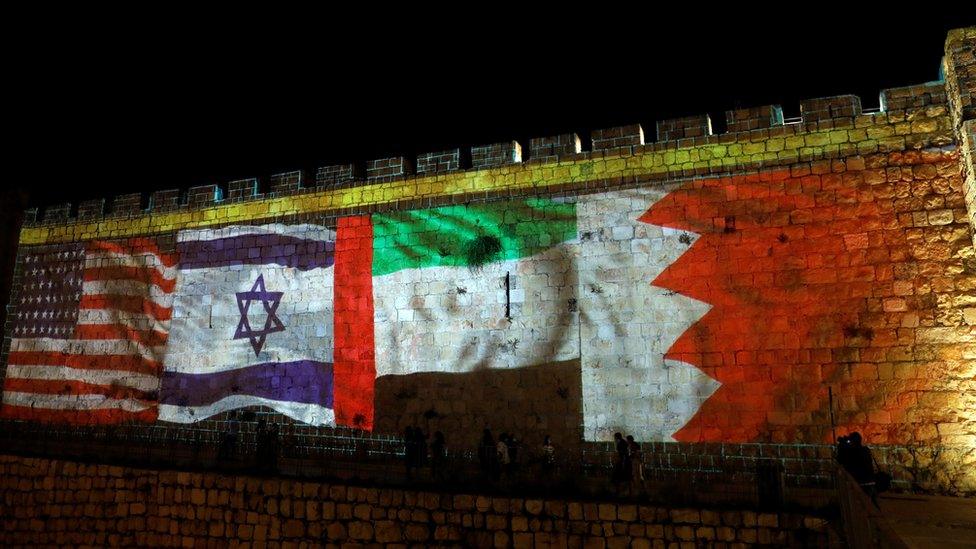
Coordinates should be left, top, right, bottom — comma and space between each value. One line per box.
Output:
372, 199, 577, 276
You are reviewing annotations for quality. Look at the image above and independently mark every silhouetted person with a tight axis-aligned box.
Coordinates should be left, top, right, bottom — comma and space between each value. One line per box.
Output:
612, 432, 631, 489
541, 435, 556, 486
627, 435, 644, 494
431, 431, 446, 480
838, 432, 877, 507
413, 426, 429, 469
542, 435, 556, 473
219, 411, 240, 462
404, 426, 416, 479
279, 423, 294, 459
496, 433, 510, 480
255, 419, 269, 472
507, 434, 520, 476
267, 422, 279, 473
479, 429, 495, 479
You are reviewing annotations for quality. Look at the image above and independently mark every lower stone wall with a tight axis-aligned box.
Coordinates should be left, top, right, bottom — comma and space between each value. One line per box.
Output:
0, 455, 831, 548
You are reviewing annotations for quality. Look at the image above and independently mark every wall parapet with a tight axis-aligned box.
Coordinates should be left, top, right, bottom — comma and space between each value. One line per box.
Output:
943, 26, 976, 243
0, 453, 833, 547
19, 90, 957, 245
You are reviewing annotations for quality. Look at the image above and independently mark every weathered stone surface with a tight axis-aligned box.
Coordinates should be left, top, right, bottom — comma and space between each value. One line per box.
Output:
404, 523, 429, 542
617, 504, 637, 522
347, 521, 373, 540
0, 454, 830, 547
671, 509, 701, 524
282, 519, 304, 538
598, 503, 617, 521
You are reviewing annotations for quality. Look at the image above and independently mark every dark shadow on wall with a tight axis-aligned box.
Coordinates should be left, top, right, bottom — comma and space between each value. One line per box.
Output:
373, 359, 582, 451
0, 189, 28, 384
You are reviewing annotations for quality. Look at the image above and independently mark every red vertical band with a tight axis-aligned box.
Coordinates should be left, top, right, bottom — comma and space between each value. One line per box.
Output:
333, 215, 375, 430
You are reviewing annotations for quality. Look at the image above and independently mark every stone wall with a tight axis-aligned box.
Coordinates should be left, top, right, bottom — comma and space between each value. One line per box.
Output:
943, 27, 976, 244
1, 29, 974, 495
0, 454, 831, 548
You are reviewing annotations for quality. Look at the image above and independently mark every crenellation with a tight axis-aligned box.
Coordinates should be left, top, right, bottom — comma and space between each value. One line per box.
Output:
591, 124, 645, 157
226, 178, 261, 201
367, 156, 414, 181
881, 81, 948, 113
528, 133, 582, 161
16, 90, 962, 230
725, 105, 784, 133
111, 192, 144, 217
42, 203, 71, 223
22, 208, 37, 224
269, 170, 303, 195
416, 148, 461, 174
76, 199, 105, 220
185, 184, 222, 207
148, 189, 181, 212
656, 114, 712, 141
800, 95, 863, 123
471, 140, 522, 168
316, 163, 361, 187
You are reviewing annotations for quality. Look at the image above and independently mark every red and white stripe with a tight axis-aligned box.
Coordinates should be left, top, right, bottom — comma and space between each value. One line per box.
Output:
1, 238, 176, 424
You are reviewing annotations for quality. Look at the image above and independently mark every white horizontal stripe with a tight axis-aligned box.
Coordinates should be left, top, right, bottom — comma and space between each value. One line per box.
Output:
77, 309, 171, 333
82, 280, 174, 302
10, 338, 165, 363
85, 251, 178, 280
158, 397, 334, 427
177, 223, 335, 243
2, 391, 151, 412
4, 364, 160, 393
373, 243, 579, 377
164, 264, 333, 374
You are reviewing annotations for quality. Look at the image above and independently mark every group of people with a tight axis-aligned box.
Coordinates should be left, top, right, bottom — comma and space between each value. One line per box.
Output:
477, 429, 557, 481
612, 432, 645, 493
216, 412, 889, 509
402, 426, 447, 478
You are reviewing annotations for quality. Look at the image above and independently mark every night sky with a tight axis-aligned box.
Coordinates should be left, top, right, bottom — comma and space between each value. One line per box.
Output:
6, 14, 971, 212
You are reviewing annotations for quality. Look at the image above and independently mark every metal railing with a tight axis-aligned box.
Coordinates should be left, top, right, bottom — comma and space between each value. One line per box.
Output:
0, 419, 838, 511
835, 466, 908, 548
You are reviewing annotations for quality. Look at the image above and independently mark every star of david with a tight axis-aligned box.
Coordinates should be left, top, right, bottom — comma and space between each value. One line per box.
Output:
234, 274, 285, 356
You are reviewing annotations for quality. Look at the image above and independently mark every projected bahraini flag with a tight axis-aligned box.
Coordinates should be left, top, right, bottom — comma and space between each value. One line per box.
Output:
0, 239, 176, 424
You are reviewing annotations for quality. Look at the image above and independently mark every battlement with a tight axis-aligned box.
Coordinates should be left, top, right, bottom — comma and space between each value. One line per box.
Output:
22, 81, 952, 229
